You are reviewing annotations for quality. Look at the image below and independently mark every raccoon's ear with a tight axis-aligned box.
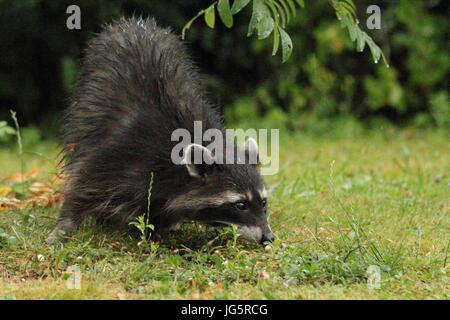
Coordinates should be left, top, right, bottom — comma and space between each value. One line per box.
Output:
181, 143, 217, 179
244, 138, 259, 165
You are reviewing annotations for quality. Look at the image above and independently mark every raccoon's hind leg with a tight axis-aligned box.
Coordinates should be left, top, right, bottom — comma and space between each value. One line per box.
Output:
44, 201, 84, 244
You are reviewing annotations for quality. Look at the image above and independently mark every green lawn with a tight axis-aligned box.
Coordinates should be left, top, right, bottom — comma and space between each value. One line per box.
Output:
0, 129, 449, 299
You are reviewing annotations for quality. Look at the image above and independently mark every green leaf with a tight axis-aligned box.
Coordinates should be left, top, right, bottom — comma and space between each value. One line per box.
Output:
278, 26, 293, 62
231, 0, 251, 14
247, 12, 258, 36
279, 0, 291, 23
337, 5, 389, 66
247, 0, 266, 36
341, 1, 357, 19
218, 0, 233, 28
258, 15, 275, 40
266, 0, 280, 23
204, 4, 216, 28
341, 15, 357, 41
0, 121, 16, 140
356, 33, 366, 52
342, 0, 356, 13
253, 0, 267, 20
272, 0, 287, 28
367, 38, 382, 64
286, 0, 297, 16
296, 0, 305, 8
272, 22, 280, 55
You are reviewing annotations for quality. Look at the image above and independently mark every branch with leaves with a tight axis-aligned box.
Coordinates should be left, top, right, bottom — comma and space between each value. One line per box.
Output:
182, 0, 388, 66
330, 0, 388, 66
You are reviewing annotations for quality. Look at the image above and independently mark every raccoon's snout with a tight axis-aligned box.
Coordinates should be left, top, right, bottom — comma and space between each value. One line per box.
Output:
237, 225, 275, 245
260, 229, 275, 244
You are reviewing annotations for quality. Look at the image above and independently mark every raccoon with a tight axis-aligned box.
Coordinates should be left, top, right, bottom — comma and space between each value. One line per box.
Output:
46, 17, 274, 245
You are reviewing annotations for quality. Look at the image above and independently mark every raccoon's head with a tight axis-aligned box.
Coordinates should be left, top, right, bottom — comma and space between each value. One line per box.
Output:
166, 138, 274, 244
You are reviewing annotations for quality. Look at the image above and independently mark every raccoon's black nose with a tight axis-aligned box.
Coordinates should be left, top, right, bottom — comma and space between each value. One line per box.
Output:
260, 231, 275, 244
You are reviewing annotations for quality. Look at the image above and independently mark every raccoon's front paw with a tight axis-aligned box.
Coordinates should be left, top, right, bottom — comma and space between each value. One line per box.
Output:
43, 231, 65, 247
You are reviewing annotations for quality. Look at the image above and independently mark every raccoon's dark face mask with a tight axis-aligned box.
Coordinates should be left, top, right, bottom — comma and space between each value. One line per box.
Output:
200, 191, 275, 244
169, 139, 275, 244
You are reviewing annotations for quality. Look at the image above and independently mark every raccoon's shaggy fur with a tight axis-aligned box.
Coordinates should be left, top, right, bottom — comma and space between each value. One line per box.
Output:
47, 17, 273, 244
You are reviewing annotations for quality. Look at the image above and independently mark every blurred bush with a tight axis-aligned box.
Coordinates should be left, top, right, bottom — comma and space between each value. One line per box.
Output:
0, 0, 448, 131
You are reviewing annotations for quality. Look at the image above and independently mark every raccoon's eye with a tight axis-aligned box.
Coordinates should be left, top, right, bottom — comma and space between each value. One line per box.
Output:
234, 202, 248, 211
262, 199, 267, 208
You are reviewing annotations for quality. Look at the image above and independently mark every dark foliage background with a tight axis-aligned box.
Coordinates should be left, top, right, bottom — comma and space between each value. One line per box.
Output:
0, 0, 448, 133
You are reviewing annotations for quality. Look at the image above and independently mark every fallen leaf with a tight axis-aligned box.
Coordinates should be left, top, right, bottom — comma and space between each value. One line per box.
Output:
0, 186, 13, 196
5, 167, 39, 183
28, 182, 54, 194
0, 197, 22, 211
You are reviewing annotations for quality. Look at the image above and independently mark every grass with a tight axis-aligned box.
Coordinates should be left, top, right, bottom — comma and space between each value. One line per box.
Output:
0, 128, 449, 299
